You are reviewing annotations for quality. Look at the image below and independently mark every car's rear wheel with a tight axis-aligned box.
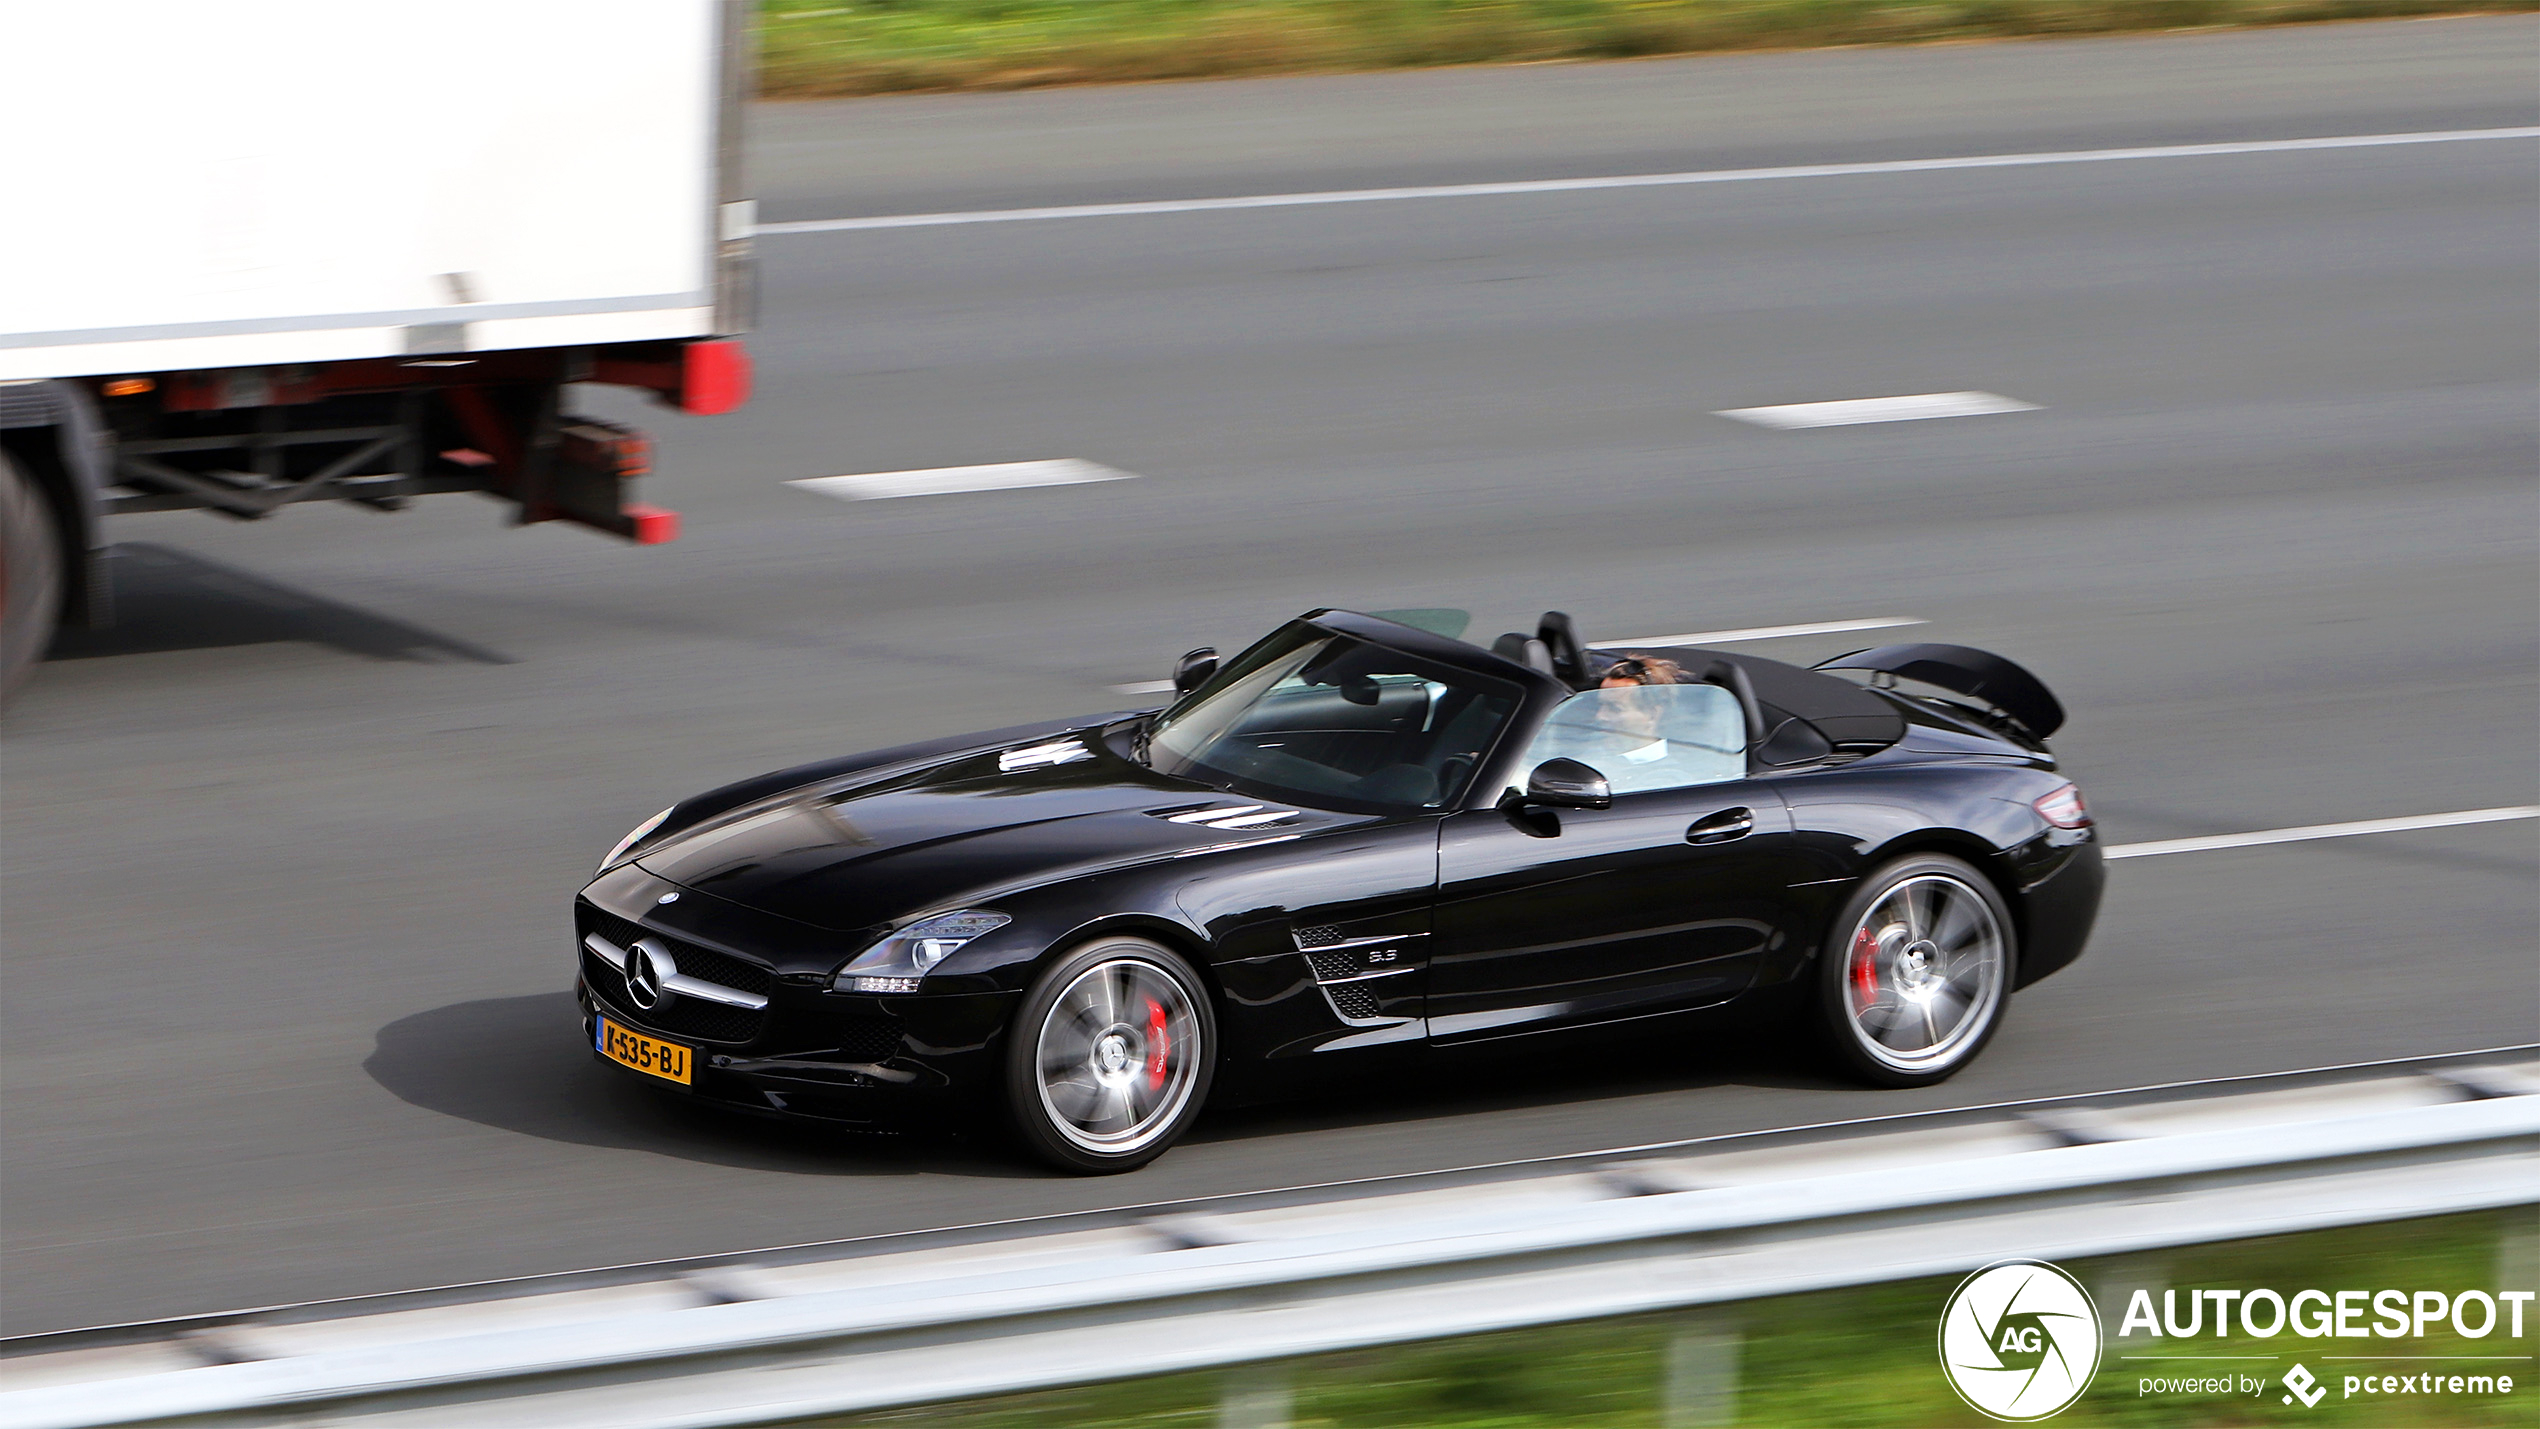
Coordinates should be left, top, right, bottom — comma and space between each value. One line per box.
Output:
1818, 855, 2014, 1087
1005, 936, 1215, 1173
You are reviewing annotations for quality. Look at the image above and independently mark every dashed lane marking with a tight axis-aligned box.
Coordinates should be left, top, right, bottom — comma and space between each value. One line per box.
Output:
1715, 392, 2038, 429
754, 128, 2540, 235
2106, 807, 2539, 860
790, 459, 1134, 502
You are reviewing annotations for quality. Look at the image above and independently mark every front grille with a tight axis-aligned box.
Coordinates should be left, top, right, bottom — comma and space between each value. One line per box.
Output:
1326, 983, 1383, 1021
580, 906, 775, 998
833, 1015, 904, 1063
1305, 949, 1359, 982
1294, 925, 1345, 949
580, 946, 767, 1046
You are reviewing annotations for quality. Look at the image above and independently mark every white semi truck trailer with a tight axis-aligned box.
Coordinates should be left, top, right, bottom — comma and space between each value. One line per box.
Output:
0, 0, 756, 701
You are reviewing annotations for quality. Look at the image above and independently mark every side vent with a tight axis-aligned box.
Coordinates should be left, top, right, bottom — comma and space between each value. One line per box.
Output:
1326, 984, 1383, 1020
1304, 950, 1356, 981
1291, 926, 1425, 1026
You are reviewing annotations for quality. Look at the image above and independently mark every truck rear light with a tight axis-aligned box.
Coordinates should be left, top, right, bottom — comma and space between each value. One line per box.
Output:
2034, 783, 2090, 829
679, 339, 750, 416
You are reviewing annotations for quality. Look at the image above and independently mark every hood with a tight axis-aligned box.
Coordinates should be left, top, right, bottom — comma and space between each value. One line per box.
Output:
633, 729, 1364, 931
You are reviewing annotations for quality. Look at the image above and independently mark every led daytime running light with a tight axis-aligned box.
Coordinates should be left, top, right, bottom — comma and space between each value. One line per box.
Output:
834, 911, 1009, 993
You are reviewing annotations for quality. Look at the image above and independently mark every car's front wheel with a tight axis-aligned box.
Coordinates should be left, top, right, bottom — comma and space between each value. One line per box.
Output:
1817, 854, 2015, 1088
1005, 936, 1215, 1173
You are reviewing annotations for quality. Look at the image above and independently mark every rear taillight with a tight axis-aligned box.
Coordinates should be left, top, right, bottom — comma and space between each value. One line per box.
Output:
2034, 783, 2091, 829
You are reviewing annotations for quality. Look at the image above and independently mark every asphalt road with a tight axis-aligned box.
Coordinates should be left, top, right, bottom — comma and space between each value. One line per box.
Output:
4, 18, 2534, 1337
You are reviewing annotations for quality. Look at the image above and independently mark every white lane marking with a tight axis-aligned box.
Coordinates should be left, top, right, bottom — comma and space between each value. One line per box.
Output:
1717, 392, 2039, 429
1591, 617, 1925, 649
2107, 807, 2539, 861
1113, 679, 1178, 696
789, 459, 1133, 502
755, 128, 2540, 235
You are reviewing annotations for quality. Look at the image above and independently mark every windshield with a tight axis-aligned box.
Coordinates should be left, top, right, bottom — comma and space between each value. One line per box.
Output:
1145, 624, 1521, 814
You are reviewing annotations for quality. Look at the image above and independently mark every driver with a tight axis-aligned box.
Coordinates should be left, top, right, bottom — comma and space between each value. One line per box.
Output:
1593, 655, 1684, 767
1598, 654, 1685, 690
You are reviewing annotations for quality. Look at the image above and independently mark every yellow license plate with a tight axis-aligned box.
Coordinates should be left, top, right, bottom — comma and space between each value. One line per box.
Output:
597, 1017, 692, 1085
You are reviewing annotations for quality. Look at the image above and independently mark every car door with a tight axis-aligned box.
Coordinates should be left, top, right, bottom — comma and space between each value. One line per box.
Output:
1426, 683, 1811, 1043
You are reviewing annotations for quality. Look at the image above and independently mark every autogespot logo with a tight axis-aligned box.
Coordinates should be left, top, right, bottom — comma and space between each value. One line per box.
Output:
1940, 1259, 2104, 1421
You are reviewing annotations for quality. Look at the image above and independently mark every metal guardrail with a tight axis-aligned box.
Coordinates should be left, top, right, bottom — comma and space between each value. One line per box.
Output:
3, 1054, 2534, 1429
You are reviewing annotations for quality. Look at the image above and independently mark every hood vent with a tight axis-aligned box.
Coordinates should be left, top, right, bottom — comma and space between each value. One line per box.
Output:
998, 739, 1094, 773
1151, 803, 1299, 831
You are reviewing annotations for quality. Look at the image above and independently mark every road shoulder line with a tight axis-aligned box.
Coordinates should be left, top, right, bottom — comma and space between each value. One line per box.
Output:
757, 127, 2540, 234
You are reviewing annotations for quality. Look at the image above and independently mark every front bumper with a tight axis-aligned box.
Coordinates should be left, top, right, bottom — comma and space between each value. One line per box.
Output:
578, 976, 1018, 1123
571, 869, 1023, 1122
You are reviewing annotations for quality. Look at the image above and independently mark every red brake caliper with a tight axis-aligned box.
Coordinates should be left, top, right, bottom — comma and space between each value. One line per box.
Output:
1849, 928, 1881, 1012
1145, 998, 1170, 1091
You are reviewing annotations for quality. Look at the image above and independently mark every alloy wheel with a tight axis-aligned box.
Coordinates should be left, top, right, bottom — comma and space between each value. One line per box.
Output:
1839, 873, 2007, 1074
1032, 955, 1204, 1156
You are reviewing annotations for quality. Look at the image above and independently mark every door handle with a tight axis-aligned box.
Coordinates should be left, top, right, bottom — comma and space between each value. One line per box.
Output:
1686, 807, 1754, 844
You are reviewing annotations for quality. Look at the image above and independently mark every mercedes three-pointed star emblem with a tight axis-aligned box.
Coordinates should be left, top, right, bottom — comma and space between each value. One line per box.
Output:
624, 939, 677, 1011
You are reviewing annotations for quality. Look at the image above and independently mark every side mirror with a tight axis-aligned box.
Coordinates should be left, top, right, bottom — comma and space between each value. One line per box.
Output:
1172, 647, 1218, 697
1523, 757, 1611, 810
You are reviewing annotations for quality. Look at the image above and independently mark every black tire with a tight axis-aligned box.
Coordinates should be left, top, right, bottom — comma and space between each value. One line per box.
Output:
0, 450, 63, 708
1815, 854, 2017, 1088
1003, 936, 1216, 1174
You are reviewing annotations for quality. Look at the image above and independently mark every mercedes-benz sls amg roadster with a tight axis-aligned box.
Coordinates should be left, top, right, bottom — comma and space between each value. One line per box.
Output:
576, 608, 2102, 1172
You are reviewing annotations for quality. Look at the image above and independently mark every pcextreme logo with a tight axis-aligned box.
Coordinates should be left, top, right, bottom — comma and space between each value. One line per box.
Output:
1939, 1259, 2103, 1421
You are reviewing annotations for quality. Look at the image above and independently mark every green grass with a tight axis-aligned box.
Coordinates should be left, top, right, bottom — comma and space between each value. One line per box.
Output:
799, 1208, 2540, 1427
758, 0, 2538, 97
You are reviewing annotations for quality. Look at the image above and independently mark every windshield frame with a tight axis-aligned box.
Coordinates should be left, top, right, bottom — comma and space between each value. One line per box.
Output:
1141, 620, 1532, 816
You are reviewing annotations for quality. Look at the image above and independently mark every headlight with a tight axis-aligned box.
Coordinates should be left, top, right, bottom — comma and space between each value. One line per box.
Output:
832, 910, 1010, 994
598, 806, 675, 874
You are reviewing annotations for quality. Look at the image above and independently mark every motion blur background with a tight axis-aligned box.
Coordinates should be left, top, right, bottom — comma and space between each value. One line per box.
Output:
3, 6, 2533, 1421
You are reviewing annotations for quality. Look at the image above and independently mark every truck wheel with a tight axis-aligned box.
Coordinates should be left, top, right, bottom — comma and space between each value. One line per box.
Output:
0, 450, 63, 707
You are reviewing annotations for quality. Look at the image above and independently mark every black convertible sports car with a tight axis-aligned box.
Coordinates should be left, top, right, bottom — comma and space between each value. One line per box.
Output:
576, 609, 2102, 1172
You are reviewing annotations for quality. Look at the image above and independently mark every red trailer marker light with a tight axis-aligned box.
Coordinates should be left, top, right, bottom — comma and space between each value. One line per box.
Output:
679, 339, 751, 416
625, 504, 681, 545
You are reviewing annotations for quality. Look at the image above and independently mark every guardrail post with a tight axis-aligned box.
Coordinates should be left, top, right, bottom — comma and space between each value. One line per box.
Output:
1661, 1314, 1741, 1428
2090, 1252, 2173, 1354
2500, 1213, 2538, 1300
1218, 1364, 1292, 1429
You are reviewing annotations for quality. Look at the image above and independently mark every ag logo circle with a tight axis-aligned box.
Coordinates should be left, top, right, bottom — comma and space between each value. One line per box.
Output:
1938, 1259, 2101, 1421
